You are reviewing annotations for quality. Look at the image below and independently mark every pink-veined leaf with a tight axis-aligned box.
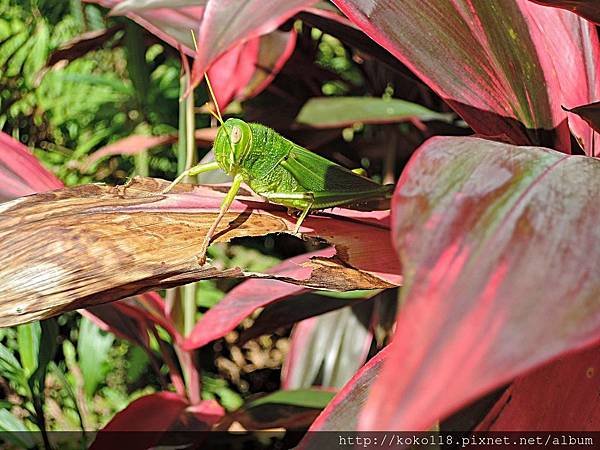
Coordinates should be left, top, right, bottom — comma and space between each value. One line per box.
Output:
92, 0, 312, 104
207, 30, 297, 108
181, 251, 322, 350
187, 0, 316, 92
359, 136, 600, 430
298, 347, 389, 441
282, 302, 373, 389
0, 132, 62, 201
242, 30, 297, 100
110, 0, 206, 13
331, 0, 600, 154
80, 129, 217, 171
91, 392, 223, 449
207, 37, 260, 109
476, 343, 600, 431
0, 178, 401, 327
529, 0, 600, 24
85, 0, 204, 54
239, 293, 354, 344
521, 1, 600, 156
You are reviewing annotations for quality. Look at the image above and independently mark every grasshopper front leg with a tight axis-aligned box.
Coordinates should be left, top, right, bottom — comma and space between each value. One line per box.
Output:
162, 161, 220, 194
197, 172, 244, 264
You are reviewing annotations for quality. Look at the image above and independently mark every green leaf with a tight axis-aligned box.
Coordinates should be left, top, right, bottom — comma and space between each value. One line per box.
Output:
245, 389, 335, 410
77, 317, 114, 397
17, 323, 40, 378
0, 343, 26, 386
0, 31, 28, 69
296, 96, 454, 128
126, 346, 150, 384
28, 319, 58, 395
0, 409, 36, 448
24, 21, 50, 86
233, 389, 335, 430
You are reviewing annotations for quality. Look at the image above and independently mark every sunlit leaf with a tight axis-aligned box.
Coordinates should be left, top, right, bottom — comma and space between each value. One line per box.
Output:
361, 136, 600, 430
188, 0, 315, 90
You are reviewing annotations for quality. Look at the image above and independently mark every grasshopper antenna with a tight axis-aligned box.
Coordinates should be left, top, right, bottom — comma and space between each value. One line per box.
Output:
204, 73, 224, 126
187, 29, 224, 126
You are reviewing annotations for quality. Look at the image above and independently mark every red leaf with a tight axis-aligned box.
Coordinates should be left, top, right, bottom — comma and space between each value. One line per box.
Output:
82, 134, 177, 170
85, 0, 205, 55
208, 30, 297, 108
188, 0, 315, 91
102, 392, 188, 431
181, 250, 325, 350
240, 293, 352, 345
88, 0, 304, 106
299, 347, 389, 438
476, 343, 600, 431
81, 129, 217, 171
529, 0, 600, 24
207, 37, 260, 108
91, 392, 223, 449
360, 136, 600, 430
0, 132, 62, 201
331, 0, 600, 154
243, 30, 298, 100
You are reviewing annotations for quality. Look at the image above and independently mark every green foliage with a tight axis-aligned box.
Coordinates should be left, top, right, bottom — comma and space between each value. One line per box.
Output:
0, 0, 185, 187
202, 373, 244, 412
77, 318, 115, 398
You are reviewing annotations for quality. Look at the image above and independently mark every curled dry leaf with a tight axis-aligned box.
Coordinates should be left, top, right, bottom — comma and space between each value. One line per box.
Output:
0, 177, 400, 327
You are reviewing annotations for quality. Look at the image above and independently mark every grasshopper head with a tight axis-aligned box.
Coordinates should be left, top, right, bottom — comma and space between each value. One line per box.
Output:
214, 118, 252, 174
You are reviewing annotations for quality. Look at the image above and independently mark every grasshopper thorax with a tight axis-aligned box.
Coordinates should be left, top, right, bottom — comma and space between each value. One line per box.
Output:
214, 118, 252, 175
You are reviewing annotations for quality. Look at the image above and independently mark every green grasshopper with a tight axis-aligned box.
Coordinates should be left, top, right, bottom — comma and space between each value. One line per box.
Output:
163, 77, 394, 263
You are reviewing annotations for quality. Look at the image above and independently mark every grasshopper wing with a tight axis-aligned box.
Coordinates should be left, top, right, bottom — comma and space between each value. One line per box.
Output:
281, 144, 390, 194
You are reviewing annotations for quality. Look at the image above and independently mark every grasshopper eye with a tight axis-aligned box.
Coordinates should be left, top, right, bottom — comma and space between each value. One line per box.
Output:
230, 126, 242, 144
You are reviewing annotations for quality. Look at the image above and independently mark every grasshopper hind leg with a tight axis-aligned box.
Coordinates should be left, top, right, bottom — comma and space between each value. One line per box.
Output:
293, 203, 314, 234
262, 192, 314, 235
